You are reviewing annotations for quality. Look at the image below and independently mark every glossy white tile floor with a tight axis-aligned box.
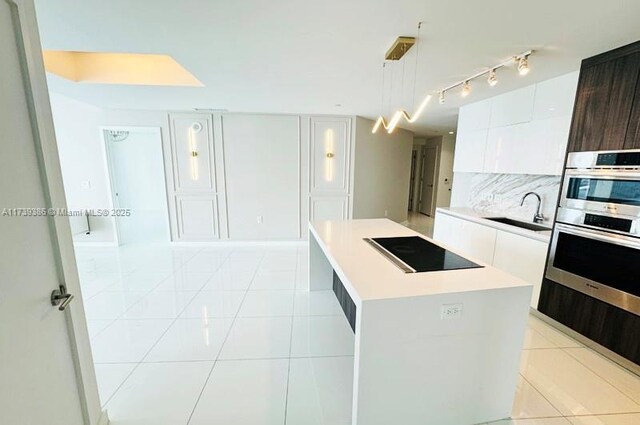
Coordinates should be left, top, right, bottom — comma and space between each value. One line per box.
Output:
76, 243, 640, 425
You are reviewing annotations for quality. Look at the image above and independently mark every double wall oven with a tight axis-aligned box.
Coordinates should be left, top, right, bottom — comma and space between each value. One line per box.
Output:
547, 150, 640, 316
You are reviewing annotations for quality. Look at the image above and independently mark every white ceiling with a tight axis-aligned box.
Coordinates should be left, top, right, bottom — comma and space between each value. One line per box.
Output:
35, 0, 640, 136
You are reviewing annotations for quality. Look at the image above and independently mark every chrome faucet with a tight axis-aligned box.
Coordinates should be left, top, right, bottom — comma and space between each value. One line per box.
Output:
521, 192, 545, 223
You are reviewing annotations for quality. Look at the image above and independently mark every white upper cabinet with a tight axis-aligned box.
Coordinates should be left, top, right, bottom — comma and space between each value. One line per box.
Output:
489, 85, 535, 128
454, 72, 579, 176
528, 116, 572, 175
458, 98, 491, 131
453, 99, 491, 173
532, 72, 579, 120
484, 123, 530, 174
453, 128, 488, 173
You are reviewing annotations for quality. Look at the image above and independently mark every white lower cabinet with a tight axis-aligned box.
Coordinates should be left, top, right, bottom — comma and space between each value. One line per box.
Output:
433, 212, 497, 264
434, 211, 548, 308
493, 231, 548, 308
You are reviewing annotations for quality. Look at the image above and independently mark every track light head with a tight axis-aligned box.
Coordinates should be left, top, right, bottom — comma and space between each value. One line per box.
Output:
488, 69, 498, 86
518, 56, 530, 76
439, 91, 445, 104
461, 81, 471, 97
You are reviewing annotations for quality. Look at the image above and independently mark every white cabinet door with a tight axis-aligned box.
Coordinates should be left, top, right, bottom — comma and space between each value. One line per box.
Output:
489, 85, 535, 128
433, 213, 497, 264
175, 196, 219, 240
309, 196, 349, 221
310, 117, 351, 194
484, 123, 530, 174
170, 115, 215, 192
532, 72, 579, 121
458, 99, 491, 131
458, 219, 498, 264
433, 211, 456, 245
493, 230, 548, 308
452, 128, 488, 173
484, 116, 570, 176
528, 116, 571, 175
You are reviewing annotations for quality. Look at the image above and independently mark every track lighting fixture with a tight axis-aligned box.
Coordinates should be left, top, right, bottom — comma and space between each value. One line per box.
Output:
461, 81, 471, 97
371, 27, 534, 134
518, 55, 530, 76
488, 68, 498, 86
432, 49, 532, 107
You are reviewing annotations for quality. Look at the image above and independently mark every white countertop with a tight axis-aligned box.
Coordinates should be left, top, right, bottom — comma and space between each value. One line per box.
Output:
310, 219, 531, 302
436, 207, 552, 243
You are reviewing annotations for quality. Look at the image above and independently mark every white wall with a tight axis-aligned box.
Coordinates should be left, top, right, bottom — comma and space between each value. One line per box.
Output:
352, 117, 413, 223
51, 99, 413, 242
49, 93, 115, 243
221, 114, 301, 240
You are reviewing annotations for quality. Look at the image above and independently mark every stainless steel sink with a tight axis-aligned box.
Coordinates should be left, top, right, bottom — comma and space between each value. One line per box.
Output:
484, 217, 552, 232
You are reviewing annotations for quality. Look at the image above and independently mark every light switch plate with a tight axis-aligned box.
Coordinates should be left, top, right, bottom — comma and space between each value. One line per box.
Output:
441, 303, 463, 319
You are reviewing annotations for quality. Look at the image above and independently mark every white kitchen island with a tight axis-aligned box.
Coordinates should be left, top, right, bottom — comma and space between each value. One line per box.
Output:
309, 219, 532, 425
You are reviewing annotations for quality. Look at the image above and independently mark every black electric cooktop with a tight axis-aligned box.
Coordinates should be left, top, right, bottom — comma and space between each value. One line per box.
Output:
365, 236, 483, 273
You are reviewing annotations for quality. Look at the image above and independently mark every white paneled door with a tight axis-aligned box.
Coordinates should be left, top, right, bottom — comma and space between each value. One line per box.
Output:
170, 115, 215, 192
168, 113, 221, 241
309, 117, 352, 222
310, 117, 350, 194
0, 1, 98, 424
309, 196, 349, 221
176, 196, 219, 240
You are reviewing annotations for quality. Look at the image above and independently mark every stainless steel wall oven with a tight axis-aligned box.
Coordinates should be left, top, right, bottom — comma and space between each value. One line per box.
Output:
547, 150, 640, 316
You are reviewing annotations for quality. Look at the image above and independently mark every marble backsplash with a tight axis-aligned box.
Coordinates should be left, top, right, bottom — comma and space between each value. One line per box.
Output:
451, 173, 561, 224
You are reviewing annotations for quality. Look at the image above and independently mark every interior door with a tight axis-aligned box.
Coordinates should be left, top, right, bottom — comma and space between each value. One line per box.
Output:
106, 129, 170, 245
408, 150, 417, 210
419, 146, 438, 216
0, 1, 95, 423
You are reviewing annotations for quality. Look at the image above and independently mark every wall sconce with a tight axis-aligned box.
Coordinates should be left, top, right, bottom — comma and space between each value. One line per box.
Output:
188, 122, 203, 181
324, 128, 335, 182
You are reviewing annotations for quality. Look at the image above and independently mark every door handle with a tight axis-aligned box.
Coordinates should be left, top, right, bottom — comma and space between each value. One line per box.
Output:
51, 285, 74, 311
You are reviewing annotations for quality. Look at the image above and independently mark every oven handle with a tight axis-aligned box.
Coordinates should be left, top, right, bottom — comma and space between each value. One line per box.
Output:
554, 223, 640, 250
564, 170, 640, 178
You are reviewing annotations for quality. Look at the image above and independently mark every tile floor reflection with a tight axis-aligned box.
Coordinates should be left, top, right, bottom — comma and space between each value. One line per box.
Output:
75, 243, 640, 425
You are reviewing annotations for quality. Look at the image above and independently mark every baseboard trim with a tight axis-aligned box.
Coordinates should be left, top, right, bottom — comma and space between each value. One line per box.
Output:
73, 241, 119, 248
169, 240, 308, 247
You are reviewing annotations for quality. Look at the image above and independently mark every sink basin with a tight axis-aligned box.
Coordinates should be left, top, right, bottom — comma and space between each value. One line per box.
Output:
484, 217, 552, 232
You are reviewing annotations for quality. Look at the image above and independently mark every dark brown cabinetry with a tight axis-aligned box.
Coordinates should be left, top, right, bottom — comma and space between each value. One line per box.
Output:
333, 271, 356, 332
538, 278, 640, 364
625, 77, 640, 148
567, 42, 640, 152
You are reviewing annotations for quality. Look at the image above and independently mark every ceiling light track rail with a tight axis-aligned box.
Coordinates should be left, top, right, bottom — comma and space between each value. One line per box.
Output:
372, 45, 534, 134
